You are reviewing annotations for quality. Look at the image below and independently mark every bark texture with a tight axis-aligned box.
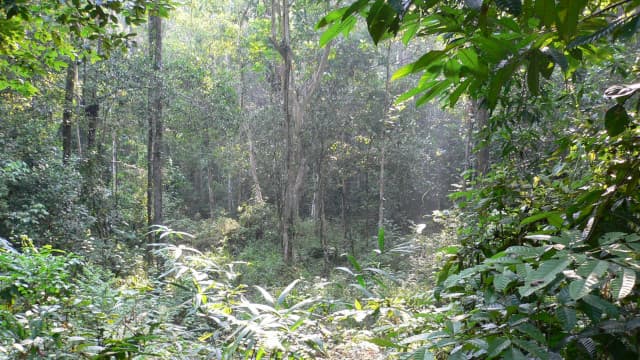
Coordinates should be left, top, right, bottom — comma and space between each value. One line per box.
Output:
62, 61, 77, 164
148, 10, 164, 239
271, 0, 331, 262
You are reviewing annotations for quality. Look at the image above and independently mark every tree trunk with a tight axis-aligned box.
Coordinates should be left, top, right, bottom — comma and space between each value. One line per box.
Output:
464, 101, 474, 176
246, 125, 264, 204
272, 0, 331, 263
148, 8, 163, 241
317, 155, 329, 274
227, 172, 233, 213
112, 131, 118, 208
378, 144, 385, 230
62, 60, 77, 164
378, 43, 392, 231
472, 98, 489, 176
207, 165, 215, 218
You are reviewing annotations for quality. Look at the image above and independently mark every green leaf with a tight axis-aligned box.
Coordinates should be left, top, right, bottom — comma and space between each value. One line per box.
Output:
415, 79, 453, 106
487, 60, 518, 109
366, 0, 399, 44
254, 285, 275, 306
534, 0, 556, 27
610, 268, 636, 300
556, 0, 587, 42
347, 255, 362, 272
512, 338, 550, 360
320, 15, 356, 47
315, 6, 348, 29
505, 246, 545, 259
556, 306, 577, 331
277, 279, 300, 306
405, 347, 435, 360
487, 337, 511, 359
494, 269, 517, 292
502, 346, 527, 360
604, 104, 631, 137
540, 46, 568, 73
599, 232, 627, 246
402, 20, 419, 45
392, 50, 446, 80
378, 227, 385, 253
516, 322, 546, 343
569, 260, 609, 300
520, 211, 562, 227
526, 51, 540, 96
582, 294, 619, 317
367, 337, 400, 348
519, 257, 572, 296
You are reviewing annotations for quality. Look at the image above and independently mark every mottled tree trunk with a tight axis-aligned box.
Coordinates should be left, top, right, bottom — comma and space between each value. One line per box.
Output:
472, 98, 489, 176
246, 125, 264, 204
378, 43, 392, 231
112, 132, 118, 207
207, 165, 215, 217
62, 61, 77, 164
272, 0, 331, 263
148, 8, 163, 243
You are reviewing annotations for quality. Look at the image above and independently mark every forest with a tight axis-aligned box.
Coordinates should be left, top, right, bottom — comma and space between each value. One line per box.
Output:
1, 0, 640, 358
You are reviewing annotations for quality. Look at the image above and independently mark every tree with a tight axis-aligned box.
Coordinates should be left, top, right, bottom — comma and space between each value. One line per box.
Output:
148, 4, 164, 239
62, 60, 77, 164
269, 0, 332, 262
0, 0, 167, 96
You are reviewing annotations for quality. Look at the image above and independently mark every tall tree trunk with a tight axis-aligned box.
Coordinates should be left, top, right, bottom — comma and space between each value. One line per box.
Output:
81, 59, 105, 236
246, 124, 264, 204
317, 154, 329, 274
207, 165, 215, 217
62, 60, 77, 164
227, 172, 233, 213
378, 144, 385, 230
112, 131, 118, 208
464, 101, 474, 177
378, 43, 392, 231
272, 0, 331, 263
148, 8, 163, 240
472, 98, 489, 176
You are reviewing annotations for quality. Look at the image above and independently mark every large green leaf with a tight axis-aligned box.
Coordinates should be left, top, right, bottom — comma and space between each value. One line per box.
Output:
604, 104, 631, 137
582, 294, 619, 317
494, 269, 518, 292
512, 338, 550, 360
393, 50, 446, 80
319, 15, 357, 46
377, 227, 385, 253
556, 0, 587, 42
487, 337, 511, 359
569, 260, 609, 300
534, 0, 556, 27
366, 0, 399, 44
277, 279, 300, 306
519, 257, 572, 296
610, 267, 636, 300
556, 306, 577, 331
